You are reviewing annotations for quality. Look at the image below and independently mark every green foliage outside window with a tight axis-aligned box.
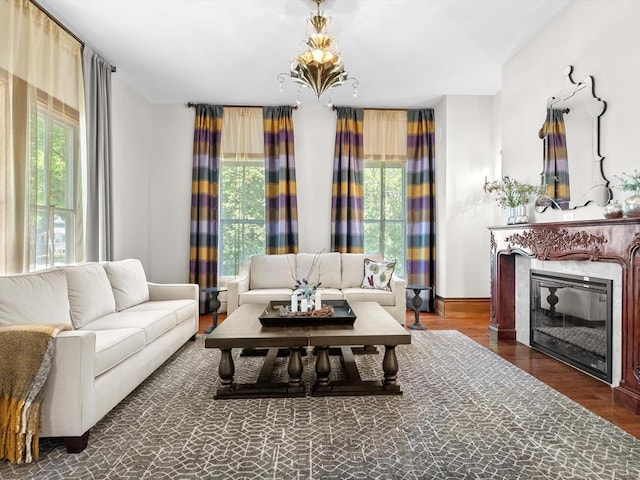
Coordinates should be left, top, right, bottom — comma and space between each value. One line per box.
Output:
219, 160, 265, 276
363, 164, 406, 278
29, 107, 77, 269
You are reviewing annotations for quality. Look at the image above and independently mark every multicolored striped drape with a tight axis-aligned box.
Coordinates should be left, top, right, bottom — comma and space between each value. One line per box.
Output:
331, 107, 364, 253
539, 108, 570, 208
263, 106, 299, 254
189, 104, 223, 289
406, 109, 436, 287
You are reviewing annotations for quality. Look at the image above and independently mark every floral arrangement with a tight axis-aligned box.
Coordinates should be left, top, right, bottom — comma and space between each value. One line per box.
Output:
483, 176, 540, 208
614, 169, 640, 193
289, 251, 322, 300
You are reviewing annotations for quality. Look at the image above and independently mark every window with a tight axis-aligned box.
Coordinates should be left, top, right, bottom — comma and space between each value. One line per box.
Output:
29, 101, 80, 270
219, 159, 265, 276
218, 107, 265, 277
363, 110, 408, 278
363, 163, 406, 278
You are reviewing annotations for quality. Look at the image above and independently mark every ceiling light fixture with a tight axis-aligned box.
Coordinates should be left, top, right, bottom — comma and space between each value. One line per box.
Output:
279, 0, 358, 106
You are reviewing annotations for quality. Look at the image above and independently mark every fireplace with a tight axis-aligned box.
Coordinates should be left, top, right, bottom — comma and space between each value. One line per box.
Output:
488, 218, 640, 414
529, 269, 612, 383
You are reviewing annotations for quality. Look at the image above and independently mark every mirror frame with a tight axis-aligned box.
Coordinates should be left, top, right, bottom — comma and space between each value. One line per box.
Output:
535, 65, 611, 212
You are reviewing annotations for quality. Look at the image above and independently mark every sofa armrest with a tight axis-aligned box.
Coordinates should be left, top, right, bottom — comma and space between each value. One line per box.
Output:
41, 330, 97, 437
147, 282, 199, 302
227, 261, 251, 314
389, 275, 406, 298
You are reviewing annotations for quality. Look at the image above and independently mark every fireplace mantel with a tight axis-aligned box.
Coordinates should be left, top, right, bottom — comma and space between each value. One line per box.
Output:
488, 218, 640, 413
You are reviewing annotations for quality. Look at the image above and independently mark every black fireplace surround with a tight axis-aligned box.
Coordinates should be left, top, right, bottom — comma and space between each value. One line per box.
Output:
530, 269, 612, 383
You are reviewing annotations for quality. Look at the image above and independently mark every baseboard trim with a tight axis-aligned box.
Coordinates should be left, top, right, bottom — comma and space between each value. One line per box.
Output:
434, 297, 490, 318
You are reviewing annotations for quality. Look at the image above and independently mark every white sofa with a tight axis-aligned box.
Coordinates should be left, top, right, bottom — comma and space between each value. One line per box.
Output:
0, 259, 198, 453
227, 252, 406, 323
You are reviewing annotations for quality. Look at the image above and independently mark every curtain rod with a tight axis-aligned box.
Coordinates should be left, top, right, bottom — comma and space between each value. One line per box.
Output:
187, 103, 298, 110
31, 0, 117, 73
331, 106, 416, 112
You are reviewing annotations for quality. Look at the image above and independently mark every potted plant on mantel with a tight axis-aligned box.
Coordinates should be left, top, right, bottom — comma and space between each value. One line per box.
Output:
615, 169, 640, 218
483, 176, 540, 225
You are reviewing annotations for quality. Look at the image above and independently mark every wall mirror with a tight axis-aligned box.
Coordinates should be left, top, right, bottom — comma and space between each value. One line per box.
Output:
535, 65, 610, 212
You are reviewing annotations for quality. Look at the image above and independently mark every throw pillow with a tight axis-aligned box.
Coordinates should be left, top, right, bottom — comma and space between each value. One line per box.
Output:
103, 259, 150, 311
361, 258, 396, 291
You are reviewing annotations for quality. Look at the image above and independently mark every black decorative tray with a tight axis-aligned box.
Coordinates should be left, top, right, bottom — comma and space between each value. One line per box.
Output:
259, 299, 356, 327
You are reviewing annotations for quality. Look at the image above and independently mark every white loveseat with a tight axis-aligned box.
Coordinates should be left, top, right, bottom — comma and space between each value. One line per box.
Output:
0, 259, 198, 453
227, 252, 406, 323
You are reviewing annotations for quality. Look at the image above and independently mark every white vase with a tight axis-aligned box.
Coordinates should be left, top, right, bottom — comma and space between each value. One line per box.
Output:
506, 205, 529, 225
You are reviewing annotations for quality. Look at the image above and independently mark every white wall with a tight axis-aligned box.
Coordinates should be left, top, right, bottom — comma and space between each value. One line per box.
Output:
501, 0, 640, 222
292, 105, 336, 253
111, 76, 152, 270
436, 95, 497, 298
149, 105, 194, 283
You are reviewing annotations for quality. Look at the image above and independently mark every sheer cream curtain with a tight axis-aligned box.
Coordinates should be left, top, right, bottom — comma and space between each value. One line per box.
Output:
220, 107, 264, 159
0, 0, 84, 273
363, 110, 407, 162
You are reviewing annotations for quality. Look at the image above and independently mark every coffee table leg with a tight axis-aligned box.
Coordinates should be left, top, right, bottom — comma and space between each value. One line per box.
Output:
382, 345, 398, 386
315, 346, 331, 387
218, 348, 235, 389
288, 347, 303, 387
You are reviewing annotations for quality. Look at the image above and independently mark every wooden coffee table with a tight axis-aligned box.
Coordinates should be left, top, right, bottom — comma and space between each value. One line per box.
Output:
204, 302, 411, 399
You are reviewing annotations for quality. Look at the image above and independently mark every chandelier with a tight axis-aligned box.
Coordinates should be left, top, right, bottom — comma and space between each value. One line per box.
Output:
279, 0, 358, 104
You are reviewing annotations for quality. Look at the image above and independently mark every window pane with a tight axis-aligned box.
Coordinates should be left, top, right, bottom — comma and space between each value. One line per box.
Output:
384, 222, 405, 277
50, 120, 73, 209
384, 167, 404, 219
364, 221, 381, 254
220, 222, 241, 276
244, 165, 265, 220
221, 164, 242, 219
363, 167, 381, 219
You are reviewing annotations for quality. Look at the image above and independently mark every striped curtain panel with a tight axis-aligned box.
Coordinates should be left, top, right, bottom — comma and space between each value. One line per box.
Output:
189, 104, 223, 289
331, 107, 364, 253
539, 108, 570, 208
406, 109, 436, 287
263, 106, 299, 254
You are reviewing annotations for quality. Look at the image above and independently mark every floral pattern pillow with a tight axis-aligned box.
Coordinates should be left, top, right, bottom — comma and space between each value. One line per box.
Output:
361, 258, 396, 291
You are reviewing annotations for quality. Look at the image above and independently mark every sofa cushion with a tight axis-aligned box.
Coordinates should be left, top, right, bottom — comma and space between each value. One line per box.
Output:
0, 269, 72, 327
64, 263, 116, 329
103, 259, 150, 311
249, 254, 296, 290
239, 288, 294, 305
296, 252, 341, 289
83, 310, 176, 345
343, 288, 396, 306
127, 299, 197, 325
314, 288, 344, 302
93, 328, 145, 377
341, 253, 383, 289
362, 258, 396, 291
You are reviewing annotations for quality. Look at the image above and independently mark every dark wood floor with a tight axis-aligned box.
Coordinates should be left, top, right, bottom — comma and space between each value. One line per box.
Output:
198, 308, 640, 439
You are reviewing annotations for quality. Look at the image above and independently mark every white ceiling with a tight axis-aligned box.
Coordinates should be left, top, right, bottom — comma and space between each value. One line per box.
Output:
37, 0, 571, 108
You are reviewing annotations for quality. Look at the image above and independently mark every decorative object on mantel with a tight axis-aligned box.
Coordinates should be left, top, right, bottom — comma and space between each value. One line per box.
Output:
483, 176, 540, 225
278, 0, 359, 106
602, 200, 623, 219
615, 169, 640, 218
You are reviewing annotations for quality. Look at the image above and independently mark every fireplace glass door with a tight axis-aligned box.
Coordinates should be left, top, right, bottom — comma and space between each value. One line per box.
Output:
530, 269, 612, 383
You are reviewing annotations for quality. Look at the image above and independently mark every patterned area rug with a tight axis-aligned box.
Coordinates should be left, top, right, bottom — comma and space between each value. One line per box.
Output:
2, 331, 640, 479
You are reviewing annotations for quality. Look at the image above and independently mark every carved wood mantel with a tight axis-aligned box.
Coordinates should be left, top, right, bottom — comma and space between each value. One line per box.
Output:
488, 218, 640, 413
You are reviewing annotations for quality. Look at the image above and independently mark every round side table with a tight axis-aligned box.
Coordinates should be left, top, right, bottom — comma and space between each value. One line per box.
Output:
202, 286, 227, 334
405, 284, 432, 330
